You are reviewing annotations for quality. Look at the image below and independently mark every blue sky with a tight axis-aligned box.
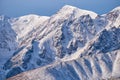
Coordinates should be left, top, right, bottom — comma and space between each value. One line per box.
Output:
0, 0, 120, 17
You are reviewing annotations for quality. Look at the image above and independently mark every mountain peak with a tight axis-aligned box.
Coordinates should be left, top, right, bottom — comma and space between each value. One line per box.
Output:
58, 5, 78, 15
61, 5, 77, 10
52, 5, 97, 20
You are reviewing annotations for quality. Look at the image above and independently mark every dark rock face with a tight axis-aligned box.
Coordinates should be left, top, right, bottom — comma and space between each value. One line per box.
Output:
52, 14, 96, 58
36, 59, 41, 66
23, 49, 32, 63
92, 27, 120, 53
3, 60, 13, 70
79, 15, 95, 34
6, 67, 23, 79
106, 10, 119, 21
22, 47, 33, 69
13, 46, 25, 56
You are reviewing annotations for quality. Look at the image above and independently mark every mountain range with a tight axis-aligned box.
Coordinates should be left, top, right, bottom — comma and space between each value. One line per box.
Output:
0, 5, 120, 80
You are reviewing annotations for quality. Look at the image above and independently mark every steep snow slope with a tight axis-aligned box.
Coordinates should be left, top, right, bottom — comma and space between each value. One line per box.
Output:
51, 5, 97, 20
0, 15, 18, 80
0, 15, 49, 62
0, 5, 120, 80
7, 27, 120, 80
0, 15, 17, 66
11, 14, 49, 42
0, 15, 49, 79
104, 6, 120, 29
34, 5, 99, 58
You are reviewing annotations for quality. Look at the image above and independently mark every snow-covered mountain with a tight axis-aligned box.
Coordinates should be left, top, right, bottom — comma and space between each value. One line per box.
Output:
0, 14, 49, 79
7, 27, 120, 80
0, 5, 120, 80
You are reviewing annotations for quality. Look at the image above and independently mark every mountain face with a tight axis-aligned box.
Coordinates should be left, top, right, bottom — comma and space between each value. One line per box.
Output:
0, 15, 49, 79
0, 5, 120, 80
0, 15, 17, 66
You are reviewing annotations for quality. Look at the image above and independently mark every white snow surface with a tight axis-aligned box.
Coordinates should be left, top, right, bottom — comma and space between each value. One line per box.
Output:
11, 14, 49, 41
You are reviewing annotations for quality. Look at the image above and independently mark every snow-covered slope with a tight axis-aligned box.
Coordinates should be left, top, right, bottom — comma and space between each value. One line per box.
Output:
0, 5, 120, 80
2, 6, 101, 79
0, 14, 49, 79
105, 6, 120, 29
0, 15, 17, 66
11, 14, 49, 42
0, 14, 49, 63
7, 25, 120, 80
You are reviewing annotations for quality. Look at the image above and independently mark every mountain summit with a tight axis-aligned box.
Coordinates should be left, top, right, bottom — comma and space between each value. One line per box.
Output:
52, 5, 97, 20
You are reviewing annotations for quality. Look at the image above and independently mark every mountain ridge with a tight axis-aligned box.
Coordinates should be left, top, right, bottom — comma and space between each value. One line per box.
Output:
0, 5, 120, 80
